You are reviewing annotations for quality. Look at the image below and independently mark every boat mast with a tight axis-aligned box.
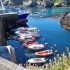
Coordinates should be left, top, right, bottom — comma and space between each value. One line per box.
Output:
0, 0, 5, 14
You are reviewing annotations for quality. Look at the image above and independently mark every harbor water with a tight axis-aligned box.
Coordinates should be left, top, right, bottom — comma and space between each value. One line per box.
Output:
7, 7, 70, 64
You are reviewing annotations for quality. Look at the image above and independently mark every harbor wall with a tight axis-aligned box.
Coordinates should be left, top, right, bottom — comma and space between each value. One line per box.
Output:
0, 19, 6, 45
0, 13, 28, 45
0, 13, 28, 63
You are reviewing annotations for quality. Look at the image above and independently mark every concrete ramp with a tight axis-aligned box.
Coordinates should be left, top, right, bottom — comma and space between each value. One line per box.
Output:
0, 57, 26, 70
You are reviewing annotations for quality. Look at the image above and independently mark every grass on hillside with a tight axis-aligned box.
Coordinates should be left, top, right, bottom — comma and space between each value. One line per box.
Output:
54, 0, 62, 5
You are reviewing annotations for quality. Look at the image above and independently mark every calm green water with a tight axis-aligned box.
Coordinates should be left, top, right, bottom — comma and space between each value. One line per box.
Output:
7, 7, 70, 64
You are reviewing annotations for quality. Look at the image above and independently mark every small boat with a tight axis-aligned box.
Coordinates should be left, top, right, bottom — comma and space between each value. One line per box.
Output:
17, 35, 35, 41
23, 41, 38, 47
18, 34, 32, 37
15, 28, 40, 37
35, 50, 53, 57
15, 30, 39, 37
15, 29, 38, 34
28, 58, 46, 64
17, 27, 37, 31
18, 33, 40, 38
28, 44, 44, 50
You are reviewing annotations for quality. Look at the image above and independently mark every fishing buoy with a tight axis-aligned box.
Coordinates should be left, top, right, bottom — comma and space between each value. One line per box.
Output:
51, 47, 53, 49
55, 50, 57, 53
38, 30, 40, 32
54, 44, 56, 46
43, 38, 45, 40
45, 43, 48, 45
15, 47, 17, 49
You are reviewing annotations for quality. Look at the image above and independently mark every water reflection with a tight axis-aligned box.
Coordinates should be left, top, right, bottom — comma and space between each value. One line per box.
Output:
29, 7, 70, 18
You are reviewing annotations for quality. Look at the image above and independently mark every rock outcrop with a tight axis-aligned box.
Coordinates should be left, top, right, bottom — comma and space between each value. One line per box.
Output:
3, 0, 15, 6
60, 12, 70, 29
2, 0, 54, 7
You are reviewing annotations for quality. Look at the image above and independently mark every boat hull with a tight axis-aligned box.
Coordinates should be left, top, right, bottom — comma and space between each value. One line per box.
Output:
23, 41, 38, 47
18, 13, 29, 19
28, 58, 46, 64
35, 50, 53, 57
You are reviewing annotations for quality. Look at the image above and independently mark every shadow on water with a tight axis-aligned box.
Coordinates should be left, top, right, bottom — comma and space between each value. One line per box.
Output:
6, 18, 29, 64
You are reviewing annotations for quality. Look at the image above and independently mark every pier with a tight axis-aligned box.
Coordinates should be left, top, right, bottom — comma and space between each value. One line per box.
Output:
0, 19, 6, 45
0, 13, 28, 45
0, 13, 28, 64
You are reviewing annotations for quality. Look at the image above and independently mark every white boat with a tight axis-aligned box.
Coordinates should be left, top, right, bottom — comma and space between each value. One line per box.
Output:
17, 27, 37, 31
17, 35, 35, 41
15, 27, 39, 35
28, 58, 46, 64
28, 44, 44, 50
19, 29, 38, 33
15, 30, 40, 37
18, 33, 40, 38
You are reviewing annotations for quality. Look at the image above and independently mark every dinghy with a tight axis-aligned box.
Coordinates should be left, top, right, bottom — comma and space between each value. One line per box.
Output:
35, 50, 53, 56
18, 33, 40, 38
17, 27, 37, 31
28, 44, 44, 50
23, 41, 38, 47
17, 35, 35, 41
28, 58, 46, 64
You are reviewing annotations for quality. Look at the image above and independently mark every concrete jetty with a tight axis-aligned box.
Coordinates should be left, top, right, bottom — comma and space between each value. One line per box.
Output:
0, 13, 28, 63
0, 20, 6, 45
0, 57, 26, 70
0, 13, 28, 45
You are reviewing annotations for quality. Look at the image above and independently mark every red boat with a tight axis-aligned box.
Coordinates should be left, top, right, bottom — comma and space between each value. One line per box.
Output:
23, 41, 38, 47
35, 50, 53, 56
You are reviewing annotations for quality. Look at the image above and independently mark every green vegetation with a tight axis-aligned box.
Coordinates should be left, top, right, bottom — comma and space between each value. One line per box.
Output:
54, 0, 62, 5
25, 47, 70, 70
3, 0, 63, 6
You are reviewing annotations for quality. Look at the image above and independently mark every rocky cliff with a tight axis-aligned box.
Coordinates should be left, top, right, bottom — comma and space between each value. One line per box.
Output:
2, 0, 54, 7
2, 0, 70, 7
60, 12, 70, 29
